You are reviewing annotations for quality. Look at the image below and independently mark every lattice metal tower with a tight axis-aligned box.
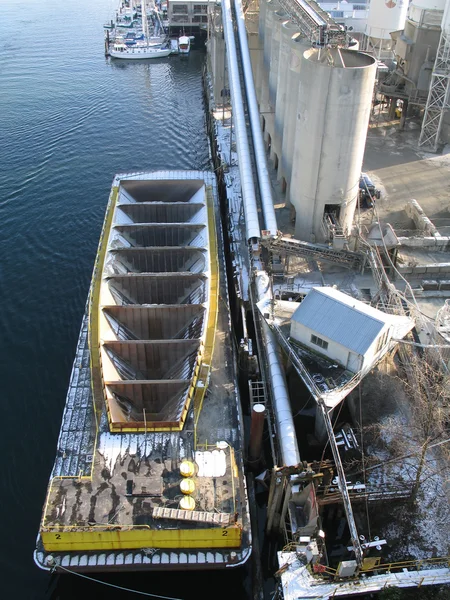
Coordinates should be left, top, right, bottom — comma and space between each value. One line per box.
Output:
418, 0, 450, 152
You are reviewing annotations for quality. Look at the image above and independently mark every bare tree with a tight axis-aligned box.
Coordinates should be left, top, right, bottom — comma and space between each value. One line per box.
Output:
403, 351, 449, 500
359, 348, 450, 502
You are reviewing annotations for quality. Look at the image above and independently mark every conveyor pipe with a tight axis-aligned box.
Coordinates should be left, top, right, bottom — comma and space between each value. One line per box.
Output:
221, 0, 298, 465
233, 0, 278, 236
261, 321, 301, 466
222, 0, 261, 241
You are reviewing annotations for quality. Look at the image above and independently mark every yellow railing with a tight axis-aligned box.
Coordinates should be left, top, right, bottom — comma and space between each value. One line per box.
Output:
193, 185, 219, 436
305, 556, 450, 580
88, 185, 118, 421
100, 183, 218, 434
357, 556, 450, 576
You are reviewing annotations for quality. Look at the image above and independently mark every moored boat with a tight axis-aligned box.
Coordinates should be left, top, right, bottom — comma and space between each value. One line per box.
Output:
34, 171, 251, 572
108, 0, 171, 59
109, 41, 171, 58
178, 35, 191, 55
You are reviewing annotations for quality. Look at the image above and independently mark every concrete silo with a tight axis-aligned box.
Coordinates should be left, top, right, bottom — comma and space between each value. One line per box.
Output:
254, 0, 269, 101
364, 0, 409, 57
280, 32, 308, 189
269, 9, 287, 109
272, 20, 299, 170
258, 0, 281, 118
263, 0, 278, 69
290, 48, 377, 243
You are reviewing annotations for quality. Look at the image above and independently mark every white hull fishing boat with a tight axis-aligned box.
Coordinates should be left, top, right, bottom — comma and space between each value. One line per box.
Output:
178, 35, 191, 55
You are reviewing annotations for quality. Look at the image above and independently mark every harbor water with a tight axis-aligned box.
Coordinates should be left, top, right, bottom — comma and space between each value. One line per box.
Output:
0, 0, 251, 597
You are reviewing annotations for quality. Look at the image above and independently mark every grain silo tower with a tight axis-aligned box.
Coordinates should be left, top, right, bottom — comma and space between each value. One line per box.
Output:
289, 48, 377, 243
364, 0, 409, 58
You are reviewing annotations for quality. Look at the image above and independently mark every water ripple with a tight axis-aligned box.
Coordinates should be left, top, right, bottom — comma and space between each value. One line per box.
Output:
0, 2, 210, 597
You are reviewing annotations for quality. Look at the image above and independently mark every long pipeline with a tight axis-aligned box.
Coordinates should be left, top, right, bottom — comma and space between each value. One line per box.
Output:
262, 321, 301, 466
222, 0, 299, 465
222, 0, 261, 241
233, 0, 278, 236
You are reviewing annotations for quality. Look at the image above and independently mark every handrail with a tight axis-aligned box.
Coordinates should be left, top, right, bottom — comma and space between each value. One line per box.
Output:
193, 186, 219, 434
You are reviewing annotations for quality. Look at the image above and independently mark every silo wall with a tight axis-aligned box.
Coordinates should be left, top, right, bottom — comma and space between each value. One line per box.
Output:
280, 34, 307, 186
255, 0, 268, 100
272, 21, 299, 167
269, 10, 287, 109
290, 49, 377, 242
259, 0, 280, 123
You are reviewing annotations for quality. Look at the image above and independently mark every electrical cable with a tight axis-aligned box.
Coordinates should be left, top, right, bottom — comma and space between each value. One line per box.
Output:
56, 564, 185, 599
291, 393, 314, 418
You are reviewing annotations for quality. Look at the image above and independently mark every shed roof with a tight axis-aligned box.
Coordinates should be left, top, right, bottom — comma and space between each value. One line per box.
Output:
291, 287, 389, 355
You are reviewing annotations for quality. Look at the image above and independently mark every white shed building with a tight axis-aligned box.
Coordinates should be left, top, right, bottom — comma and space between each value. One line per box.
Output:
290, 287, 414, 374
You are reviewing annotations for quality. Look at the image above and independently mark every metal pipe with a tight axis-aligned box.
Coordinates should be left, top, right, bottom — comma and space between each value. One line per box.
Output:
233, 0, 278, 236
222, 0, 261, 241
261, 321, 301, 466
249, 403, 266, 463
221, 0, 298, 466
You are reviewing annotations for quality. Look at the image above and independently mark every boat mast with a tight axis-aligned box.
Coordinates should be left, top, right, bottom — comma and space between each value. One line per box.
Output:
141, 0, 149, 46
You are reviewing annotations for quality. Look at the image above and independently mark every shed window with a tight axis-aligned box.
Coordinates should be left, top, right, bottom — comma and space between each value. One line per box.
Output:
311, 334, 328, 350
375, 329, 390, 353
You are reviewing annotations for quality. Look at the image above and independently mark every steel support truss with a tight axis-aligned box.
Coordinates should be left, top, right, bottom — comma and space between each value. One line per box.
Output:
418, 30, 450, 152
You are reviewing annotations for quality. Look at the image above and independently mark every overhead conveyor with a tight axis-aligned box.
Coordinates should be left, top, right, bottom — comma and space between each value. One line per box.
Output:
276, 0, 348, 47
262, 233, 366, 270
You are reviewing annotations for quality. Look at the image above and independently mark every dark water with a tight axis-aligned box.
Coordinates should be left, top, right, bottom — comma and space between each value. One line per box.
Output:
0, 1, 251, 597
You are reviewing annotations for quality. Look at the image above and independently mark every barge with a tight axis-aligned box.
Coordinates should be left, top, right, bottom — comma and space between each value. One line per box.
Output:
34, 171, 250, 572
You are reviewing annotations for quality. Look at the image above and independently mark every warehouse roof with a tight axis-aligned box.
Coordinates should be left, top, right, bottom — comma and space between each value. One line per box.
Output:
291, 287, 389, 355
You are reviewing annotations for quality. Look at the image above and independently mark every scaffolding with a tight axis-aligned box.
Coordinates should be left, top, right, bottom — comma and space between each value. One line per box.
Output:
418, 28, 450, 151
